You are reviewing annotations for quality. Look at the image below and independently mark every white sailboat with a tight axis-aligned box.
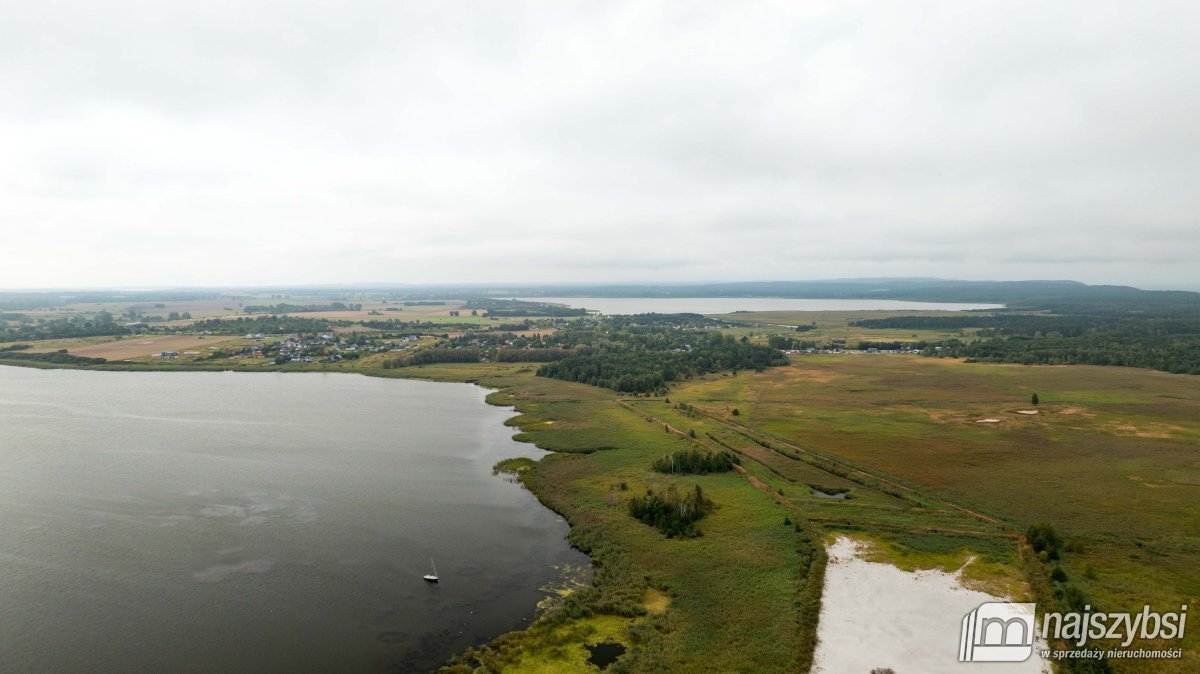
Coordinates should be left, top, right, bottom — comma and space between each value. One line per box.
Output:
423, 557, 439, 583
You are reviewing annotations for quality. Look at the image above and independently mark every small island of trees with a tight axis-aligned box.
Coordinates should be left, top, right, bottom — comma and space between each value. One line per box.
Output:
628, 484, 715, 538
652, 449, 739, 475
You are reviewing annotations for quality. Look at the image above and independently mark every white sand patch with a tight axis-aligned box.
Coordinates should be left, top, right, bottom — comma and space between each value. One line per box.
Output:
813, 537, 1049, 674
1016, 410, 1040, 415
976, 418, 1002, 423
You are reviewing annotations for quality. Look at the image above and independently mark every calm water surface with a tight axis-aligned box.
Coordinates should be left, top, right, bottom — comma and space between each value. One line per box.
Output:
512, 297, 1003, 314
0, 366, 586, 673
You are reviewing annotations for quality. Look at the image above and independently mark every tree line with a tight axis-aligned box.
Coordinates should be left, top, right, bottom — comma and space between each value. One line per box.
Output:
382, 348, 481, 367
854, 309, 1200, 375
652, 449, 739, 474
538, 333, 786, 393
0, 349, 107, 366
191, 316, 339, 334
935, 334, 1200, 375
493, 348, 572, 362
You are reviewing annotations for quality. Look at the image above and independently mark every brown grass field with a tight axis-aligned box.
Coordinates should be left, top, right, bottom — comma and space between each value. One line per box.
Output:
19, 334, 248, 360
21, 300, 244, 321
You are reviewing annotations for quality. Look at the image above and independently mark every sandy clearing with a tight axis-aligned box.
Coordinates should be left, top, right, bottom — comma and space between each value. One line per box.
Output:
976, 418, 1002, 423
813, 536, 1048, 674
1015, 410, 1040, 415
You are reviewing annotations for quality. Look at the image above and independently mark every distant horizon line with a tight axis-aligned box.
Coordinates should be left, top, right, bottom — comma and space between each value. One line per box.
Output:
1, 278, 1198, 294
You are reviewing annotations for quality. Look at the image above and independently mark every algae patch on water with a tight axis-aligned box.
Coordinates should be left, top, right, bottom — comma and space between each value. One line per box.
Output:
500, 615, 631, 674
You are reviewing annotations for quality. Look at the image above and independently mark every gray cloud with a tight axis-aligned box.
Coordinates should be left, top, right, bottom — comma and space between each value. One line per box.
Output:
1, 0, 1198, 289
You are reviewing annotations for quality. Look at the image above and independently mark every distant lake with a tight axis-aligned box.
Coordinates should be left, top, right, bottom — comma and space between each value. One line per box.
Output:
0, 367, 585, 673
512, 297, 1003, 315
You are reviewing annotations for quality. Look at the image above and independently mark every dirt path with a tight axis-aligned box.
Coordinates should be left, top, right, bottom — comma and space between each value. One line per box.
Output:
692, 406, 1003, 526
620, 399, 1005, 529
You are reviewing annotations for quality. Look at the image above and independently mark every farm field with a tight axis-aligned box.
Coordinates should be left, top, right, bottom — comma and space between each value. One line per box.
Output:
4, 296, 468, 318
19, 299, 245, 322
1, 297, 558, 333
16, 334, 251, 360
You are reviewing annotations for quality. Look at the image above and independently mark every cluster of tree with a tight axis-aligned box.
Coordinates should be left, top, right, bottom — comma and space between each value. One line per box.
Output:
935, 334, 1200, 375
854, 308, 1200, 375
243, 302, 362, 313
448, 331, 528, 348
496, 320, 534, 331
191, 316, 338, 334
538, 331, 786, 393
0, 349, 107, 365
493, 348, 571, 362
1027, 523, 1063, 561
382, 348, 481, 367
627, 484, 715, 538
860, 309, 1200, 338
540, 351, 673, 393
853, 340, 927, 351
854, 312, 1116, 337
1, 313, 133, 341
766, 335, 820, 351
358, 318, 459, 331
652, 449, 739, 474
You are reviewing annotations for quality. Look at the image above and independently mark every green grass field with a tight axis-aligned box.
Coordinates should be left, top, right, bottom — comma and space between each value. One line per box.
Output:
409, 366, 822, 673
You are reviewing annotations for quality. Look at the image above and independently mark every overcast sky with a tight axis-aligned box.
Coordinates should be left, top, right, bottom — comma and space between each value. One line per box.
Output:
2, 1, 1198, 290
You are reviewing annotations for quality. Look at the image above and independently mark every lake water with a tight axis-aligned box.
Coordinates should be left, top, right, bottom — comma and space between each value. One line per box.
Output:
0, 366, 586, 673
512, 297, 1003, 314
